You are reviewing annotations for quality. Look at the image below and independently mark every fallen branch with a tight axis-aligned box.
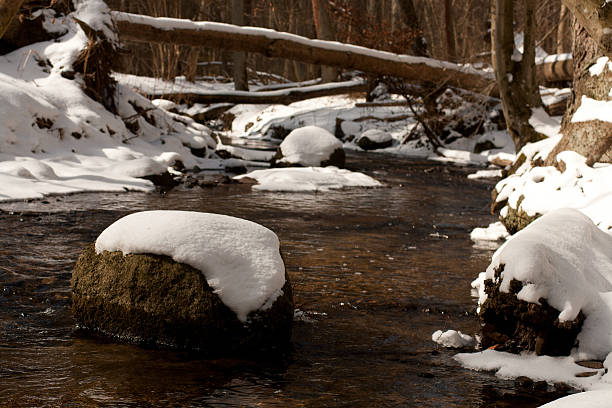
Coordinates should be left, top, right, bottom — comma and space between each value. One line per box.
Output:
141, 79, 368, 105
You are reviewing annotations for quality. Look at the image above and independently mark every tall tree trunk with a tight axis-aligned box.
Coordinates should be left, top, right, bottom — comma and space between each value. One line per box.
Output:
395, 0, 427, 56
231, 0, 248, 90
444, 0, 455, 61
556, 4, 571, 54
0, 0, 25, 40
311, 0, 336, 82
492, 0, 545, 151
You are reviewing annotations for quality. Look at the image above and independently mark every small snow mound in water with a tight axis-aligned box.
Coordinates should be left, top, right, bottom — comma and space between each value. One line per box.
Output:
432, 330, 475, 348
95, 210, 286, 322
470, 221, 509, 242
278, 126, 342, 166
234, 166, 381, 192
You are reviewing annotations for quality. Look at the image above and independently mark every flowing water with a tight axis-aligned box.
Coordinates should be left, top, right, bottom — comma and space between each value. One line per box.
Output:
0, 152, 569, 407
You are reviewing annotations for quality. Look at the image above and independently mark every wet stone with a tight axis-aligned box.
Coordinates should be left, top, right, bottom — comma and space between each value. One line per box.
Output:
575, 360, 604, 370
575, 371, 598, 378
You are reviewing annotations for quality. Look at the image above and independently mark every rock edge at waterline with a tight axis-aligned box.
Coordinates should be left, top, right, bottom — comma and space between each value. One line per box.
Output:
72, 244, 294, 353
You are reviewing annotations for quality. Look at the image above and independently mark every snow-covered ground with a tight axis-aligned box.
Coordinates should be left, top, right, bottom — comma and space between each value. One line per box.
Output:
0, 1, 222, 202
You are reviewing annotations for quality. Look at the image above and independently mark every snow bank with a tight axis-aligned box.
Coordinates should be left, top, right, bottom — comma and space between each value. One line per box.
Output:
95, 211, 286, 322
540, 390, 612, 408
455, 350, 608, 391
234, 167, 382, 192
0, 3, 218, 202
494, 140, 612, 231
277, 126, 343, 166
472, 209, 612, 359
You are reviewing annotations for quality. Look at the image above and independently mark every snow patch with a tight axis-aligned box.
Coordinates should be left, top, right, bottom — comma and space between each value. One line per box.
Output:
572, 96, 612, 123
234, 167, 382, 192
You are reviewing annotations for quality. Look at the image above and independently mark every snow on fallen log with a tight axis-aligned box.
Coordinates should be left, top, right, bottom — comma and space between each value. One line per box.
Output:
112, 11, 496, 96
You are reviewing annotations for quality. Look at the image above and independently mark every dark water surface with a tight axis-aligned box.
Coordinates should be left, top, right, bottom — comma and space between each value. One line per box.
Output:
0, 152, 567, 407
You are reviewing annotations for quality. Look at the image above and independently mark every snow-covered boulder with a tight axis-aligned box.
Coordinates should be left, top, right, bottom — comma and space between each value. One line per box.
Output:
356, 129, 393, 150
72, 211, 293, 352
473, 209, 612, 358
272, 126, 345, 168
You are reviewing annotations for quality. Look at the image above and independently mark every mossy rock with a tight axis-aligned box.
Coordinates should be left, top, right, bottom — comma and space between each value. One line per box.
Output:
479, 265, 584, 356
72, 244, 293, 353
500, 196, 540, 235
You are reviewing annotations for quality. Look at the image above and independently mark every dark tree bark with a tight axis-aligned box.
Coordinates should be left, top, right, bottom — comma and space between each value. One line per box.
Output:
492, 0, 545, 151
0, 0, 25, 40
231, 0, 249, 91
444, 0, 455, 61
561, 0, 612, 57
395, 0, 427, 56
545, 17, 612, 166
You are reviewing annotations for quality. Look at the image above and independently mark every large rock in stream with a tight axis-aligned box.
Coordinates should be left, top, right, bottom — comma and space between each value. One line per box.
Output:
71, 211, 294, 353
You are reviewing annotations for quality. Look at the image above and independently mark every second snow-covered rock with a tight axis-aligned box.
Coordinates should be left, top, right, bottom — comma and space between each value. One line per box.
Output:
72, 210, 293, 353
356, 129, 393, 150
473, 209, 612, 357
272, 126, 345, 168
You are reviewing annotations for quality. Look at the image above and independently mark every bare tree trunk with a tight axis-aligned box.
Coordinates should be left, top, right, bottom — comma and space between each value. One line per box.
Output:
396, 0, 427, 56
492, 0, 544, 151
232, 0, 248, 90
444, 0, 455, 61
366, 0, 380, 25
556, 4, 571, 54
312, 0, 336, 81
0, 0, 25, 40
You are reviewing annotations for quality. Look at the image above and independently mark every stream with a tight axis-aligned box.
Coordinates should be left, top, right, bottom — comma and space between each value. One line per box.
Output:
0, 151, 569, 407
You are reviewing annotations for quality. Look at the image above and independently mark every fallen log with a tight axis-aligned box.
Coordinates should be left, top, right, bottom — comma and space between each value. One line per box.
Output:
536, 54, 573, 83
143, 79, 368, 105
112, 11, 497, 96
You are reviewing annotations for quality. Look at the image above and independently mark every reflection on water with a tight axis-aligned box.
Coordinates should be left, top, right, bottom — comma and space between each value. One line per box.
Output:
0, 152, 567, 406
